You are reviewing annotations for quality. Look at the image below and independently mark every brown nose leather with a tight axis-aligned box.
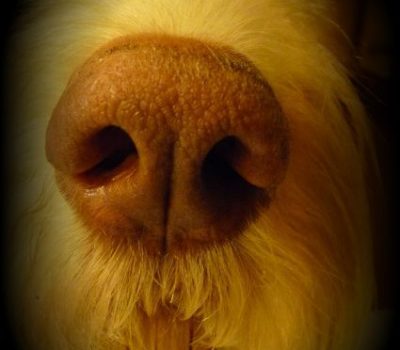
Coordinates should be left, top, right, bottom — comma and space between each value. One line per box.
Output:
46, 34, 289, 254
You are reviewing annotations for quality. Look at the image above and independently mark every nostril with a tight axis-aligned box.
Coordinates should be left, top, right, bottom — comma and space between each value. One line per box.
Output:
202, 137, 247, 186
201, 137, 267, 209
78, 126, 137, 185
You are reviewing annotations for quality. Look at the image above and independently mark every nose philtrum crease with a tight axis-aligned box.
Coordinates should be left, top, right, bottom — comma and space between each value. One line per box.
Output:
45, 33, 289, 252
161, 145, 175, 234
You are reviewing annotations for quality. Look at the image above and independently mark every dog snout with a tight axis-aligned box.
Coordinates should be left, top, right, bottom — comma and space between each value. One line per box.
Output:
45, 34, 289, 253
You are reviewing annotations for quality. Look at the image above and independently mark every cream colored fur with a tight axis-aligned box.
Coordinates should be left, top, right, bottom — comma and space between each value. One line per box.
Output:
4, 1, 375, 349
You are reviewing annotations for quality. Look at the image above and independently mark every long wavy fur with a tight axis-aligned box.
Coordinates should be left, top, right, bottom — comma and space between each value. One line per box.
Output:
5, 1, 375, 349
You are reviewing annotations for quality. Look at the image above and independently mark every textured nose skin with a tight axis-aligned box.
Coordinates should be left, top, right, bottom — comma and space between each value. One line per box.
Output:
46, 34, 289, 253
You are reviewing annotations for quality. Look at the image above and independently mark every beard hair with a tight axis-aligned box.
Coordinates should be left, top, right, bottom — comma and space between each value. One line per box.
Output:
4, 1, 376, 349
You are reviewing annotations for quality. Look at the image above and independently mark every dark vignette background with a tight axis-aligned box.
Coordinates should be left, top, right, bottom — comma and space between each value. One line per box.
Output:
1, 2, 27, 349
0, 1, 398, 349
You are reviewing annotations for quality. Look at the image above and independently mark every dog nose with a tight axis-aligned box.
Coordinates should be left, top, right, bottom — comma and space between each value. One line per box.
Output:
46, 34, 289, 253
